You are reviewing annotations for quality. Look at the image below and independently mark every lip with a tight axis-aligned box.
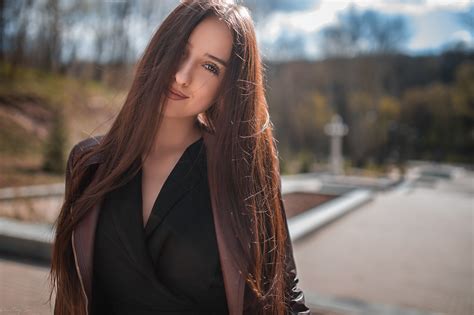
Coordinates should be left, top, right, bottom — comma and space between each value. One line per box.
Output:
167, 87, 189, 100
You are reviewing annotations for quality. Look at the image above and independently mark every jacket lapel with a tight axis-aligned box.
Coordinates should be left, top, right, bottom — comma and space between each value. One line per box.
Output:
107, 168, 157, 280
72, 200, 101, 312
143, 147, 204, 238
202, 132, 246, 315
107, 152, 204, 279
209, 192, 245, 315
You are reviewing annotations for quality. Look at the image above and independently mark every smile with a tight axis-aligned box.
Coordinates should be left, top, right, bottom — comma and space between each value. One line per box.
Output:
167, 88, 189, 100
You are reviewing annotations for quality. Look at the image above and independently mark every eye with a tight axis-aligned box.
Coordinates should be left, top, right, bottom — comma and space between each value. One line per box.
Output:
203, 62, 220, 76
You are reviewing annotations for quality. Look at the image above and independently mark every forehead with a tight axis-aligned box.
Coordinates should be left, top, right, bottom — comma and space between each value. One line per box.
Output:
187, 16, 233, 61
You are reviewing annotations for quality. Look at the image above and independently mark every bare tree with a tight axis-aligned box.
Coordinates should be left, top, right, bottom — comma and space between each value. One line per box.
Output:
39, 0, 62, 72
0, 0, 5, 61
108, 0, 131, 65
58, 0, 85, 74
321, 26, 358, 58
321, 4, 410, 57
4, 0, 33, 77
320, 6, 365, 57
362, 10, 410, 53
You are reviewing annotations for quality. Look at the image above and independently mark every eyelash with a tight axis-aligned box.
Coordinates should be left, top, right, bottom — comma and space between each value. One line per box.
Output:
181, 50, 220, 76
204, 62, 220, 76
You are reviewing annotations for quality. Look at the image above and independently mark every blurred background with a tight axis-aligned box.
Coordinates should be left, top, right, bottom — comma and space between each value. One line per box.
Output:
0, 0, 472, 314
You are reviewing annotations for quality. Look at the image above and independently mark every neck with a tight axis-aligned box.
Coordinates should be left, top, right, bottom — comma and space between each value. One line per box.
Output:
150, 116, 202, 154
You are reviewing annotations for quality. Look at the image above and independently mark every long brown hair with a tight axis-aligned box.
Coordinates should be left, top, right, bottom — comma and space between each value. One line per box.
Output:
49, 0, 290, 313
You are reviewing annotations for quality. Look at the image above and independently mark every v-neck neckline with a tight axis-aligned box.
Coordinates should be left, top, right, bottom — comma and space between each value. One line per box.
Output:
139, 136, 204, 232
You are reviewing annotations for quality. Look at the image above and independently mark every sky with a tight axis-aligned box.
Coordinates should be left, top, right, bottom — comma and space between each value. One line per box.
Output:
252, 0, 473, 60
61, 0, 473, 62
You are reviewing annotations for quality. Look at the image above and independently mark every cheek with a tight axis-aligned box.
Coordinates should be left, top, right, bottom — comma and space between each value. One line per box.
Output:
196, 80, 221, 105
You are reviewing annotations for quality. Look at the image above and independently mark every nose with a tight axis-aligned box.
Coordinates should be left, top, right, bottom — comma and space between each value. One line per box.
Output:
175, 58, 192, 87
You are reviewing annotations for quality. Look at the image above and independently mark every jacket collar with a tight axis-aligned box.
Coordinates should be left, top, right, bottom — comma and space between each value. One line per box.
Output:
71, 132, 245, 315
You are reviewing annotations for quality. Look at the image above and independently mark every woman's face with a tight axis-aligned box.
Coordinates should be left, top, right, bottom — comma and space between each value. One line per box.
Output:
163, 16, 233, 118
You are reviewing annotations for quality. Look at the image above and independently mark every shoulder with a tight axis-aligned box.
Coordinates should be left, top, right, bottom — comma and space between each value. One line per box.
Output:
68, 135, 106, 168
74, 135, 105, 152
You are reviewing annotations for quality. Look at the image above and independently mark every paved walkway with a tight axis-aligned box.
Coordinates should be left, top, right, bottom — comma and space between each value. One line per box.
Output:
0, 257, 52, 314
1, 169, 472, 314
293, 170, 473, 315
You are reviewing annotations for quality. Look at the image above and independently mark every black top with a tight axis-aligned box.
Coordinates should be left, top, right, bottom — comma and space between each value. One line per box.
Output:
91, 137, 228, 314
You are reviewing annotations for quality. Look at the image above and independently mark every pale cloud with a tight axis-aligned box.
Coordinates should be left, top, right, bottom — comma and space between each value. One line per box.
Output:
256, 1, 348, 45
451, 30, 473, 43
353, 0, 472, 15
258, 0, 472, 35
256, 0, 473, 60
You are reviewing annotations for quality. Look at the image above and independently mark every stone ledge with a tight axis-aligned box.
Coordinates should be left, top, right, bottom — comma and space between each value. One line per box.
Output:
0, 188, 374, 262
0, 217, 54, 261
305, 292, 444, 315
288, 188, 374, 241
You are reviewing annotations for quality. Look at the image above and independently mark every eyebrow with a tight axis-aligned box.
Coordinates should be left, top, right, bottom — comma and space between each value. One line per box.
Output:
187, 41, 228, 67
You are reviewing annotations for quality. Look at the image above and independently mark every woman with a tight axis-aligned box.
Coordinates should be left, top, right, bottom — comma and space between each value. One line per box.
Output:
49, 0, 310, 314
